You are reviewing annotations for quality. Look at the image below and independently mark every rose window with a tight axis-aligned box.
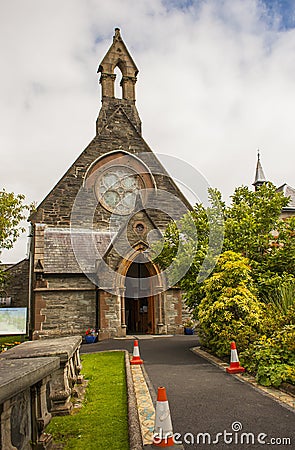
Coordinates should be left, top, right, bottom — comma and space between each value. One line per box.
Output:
95, 166, 144, 215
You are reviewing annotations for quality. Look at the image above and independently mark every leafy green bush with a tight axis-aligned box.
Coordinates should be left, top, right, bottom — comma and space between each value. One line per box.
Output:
240, 325, 295, 387
198, 251, 264, 357
260, 280, 295, 337
254, 271, 295, 307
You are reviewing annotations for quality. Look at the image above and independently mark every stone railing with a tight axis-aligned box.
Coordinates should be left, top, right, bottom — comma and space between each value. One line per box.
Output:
0, 336, 83, 449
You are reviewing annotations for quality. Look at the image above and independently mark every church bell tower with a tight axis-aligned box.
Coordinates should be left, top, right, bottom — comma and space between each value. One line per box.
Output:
96, 28, 141, 134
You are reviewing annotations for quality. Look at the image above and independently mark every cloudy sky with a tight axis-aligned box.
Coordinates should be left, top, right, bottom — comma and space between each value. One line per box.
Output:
1, 0, 295, 262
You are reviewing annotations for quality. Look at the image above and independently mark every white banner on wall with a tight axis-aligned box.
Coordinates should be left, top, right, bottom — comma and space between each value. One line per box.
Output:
0, 308, 27, 335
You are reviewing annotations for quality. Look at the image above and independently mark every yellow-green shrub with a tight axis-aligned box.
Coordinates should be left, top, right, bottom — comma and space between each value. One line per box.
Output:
240, 325, 295, 387
198, 251, 264, 357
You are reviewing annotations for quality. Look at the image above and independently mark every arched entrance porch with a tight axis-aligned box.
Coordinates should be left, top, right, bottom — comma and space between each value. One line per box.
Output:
116, 248, 164, 336
125, 258, 154, 334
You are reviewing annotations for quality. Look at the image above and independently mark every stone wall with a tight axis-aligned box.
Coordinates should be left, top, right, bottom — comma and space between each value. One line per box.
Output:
33, 271, 186, 339
98, 291, 121, 340
33, 275, 96, 339
2, 259, 29, 308
29, 99, 189, 231
165, 288, 185, 335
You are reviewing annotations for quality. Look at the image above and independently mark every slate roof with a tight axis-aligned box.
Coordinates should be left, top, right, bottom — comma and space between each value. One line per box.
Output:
276, 184, 295, 210
43, 228, 115, 274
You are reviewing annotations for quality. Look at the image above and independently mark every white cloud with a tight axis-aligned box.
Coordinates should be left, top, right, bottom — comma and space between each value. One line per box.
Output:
1, 0, 295, 262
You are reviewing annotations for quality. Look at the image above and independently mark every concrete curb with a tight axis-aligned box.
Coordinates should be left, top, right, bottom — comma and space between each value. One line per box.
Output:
191, 346, 295, 413
140, 364, 184, 449
141, 364, 157, 404
124, 350, 144, 450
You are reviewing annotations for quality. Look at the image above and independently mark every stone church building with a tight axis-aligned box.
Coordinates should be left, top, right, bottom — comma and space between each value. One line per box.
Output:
6, 29, 191, 340
5, 29, 294, 340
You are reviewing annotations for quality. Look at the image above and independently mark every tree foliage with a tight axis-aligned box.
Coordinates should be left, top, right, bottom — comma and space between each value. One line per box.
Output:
152, 188, 224, 315
241, 325, 295, 387
224, 183, 288, 260
0, 189, 30, 283
154, 181, 295, 386
239, 279, 295, 387
154, 182, 294, 313
224, 183, 293, 299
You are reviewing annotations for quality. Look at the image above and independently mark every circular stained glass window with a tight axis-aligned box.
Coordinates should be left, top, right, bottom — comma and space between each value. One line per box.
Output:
95, 166, 144, 215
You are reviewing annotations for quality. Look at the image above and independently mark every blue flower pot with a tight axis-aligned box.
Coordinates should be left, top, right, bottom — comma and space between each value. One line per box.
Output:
85, 335, 97, 343
184, 327, 194, 335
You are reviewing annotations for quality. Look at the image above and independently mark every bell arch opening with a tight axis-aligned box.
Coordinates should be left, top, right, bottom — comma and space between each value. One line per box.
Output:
114, 66, 123, 99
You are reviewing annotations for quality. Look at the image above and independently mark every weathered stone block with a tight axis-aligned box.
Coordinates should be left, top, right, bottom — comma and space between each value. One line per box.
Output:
0, 357, 59, 449
0, 336, 82, 416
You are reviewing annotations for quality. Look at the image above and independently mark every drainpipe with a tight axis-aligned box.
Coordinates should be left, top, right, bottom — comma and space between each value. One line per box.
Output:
95, 288, 100, 333
27, 224, 34, 340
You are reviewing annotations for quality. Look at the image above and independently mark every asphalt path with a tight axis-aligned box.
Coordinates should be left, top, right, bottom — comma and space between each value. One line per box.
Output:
81, 336, 295, 449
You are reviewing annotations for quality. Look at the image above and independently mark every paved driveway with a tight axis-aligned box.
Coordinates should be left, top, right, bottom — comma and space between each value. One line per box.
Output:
81, 336, 294, 449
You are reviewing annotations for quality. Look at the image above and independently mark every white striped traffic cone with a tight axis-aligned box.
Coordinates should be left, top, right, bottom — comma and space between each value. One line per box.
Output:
153, 387, 174, 447
130, 339, 143, 365
226, 341, 245, 374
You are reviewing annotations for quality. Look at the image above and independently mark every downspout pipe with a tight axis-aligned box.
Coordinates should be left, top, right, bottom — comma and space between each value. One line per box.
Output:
95, 287, 100, 335
27, 224, 34, 340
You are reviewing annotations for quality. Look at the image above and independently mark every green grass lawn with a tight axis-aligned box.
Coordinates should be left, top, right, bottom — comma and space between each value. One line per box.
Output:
46, 351, 129, 450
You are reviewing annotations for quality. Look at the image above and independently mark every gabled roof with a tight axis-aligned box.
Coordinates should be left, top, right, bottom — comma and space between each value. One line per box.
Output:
2, 259, 28, 272
98, 28, 138, 76
103, 202, 162, 263
276, 183, 295, 210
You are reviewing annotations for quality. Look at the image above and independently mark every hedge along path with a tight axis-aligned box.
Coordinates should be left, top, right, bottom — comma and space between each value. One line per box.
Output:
47, 351, 129, 450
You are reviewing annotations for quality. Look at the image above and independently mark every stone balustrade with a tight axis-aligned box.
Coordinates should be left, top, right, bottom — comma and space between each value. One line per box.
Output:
0, 336, 83, 449
0, 357, 59, 449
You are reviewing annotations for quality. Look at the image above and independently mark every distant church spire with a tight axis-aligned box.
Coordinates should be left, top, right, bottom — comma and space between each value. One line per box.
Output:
253, 149, 267, 191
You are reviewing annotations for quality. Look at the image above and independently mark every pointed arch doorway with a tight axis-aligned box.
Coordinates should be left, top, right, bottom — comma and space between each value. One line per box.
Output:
124, 256, 155, 335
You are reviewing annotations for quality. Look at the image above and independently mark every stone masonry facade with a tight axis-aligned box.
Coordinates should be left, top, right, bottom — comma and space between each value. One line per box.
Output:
12, 29, 191, 340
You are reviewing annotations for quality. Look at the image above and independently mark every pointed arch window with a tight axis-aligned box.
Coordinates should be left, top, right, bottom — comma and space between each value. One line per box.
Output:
114, 66, 123, 99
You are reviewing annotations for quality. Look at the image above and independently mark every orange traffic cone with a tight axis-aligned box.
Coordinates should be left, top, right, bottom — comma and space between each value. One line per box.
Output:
226, 341, 245, 374
153, 387, 174, 447
130, 339, 143, 365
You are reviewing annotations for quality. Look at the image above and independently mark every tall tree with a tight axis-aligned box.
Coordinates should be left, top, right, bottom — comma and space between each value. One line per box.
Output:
224, 183, 288, 261
153, 188, 225, 314
153, 182, 293, 315
0, 189, 30, 283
